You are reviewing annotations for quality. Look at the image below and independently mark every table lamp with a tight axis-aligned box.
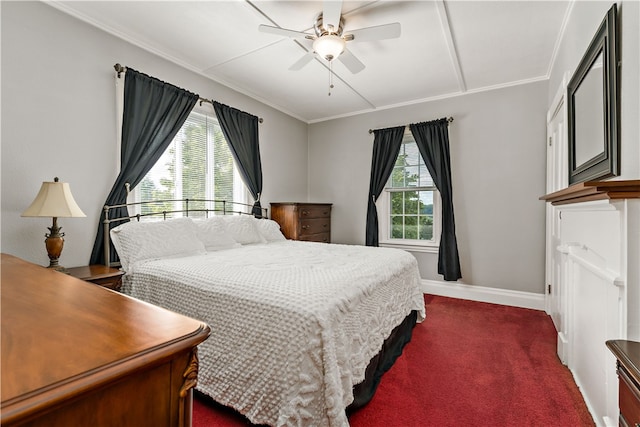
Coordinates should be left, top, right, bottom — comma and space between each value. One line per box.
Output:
21, 177, 86, 272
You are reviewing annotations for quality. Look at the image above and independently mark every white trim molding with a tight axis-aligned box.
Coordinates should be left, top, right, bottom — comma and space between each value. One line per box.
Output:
435, 0, 466, 92
421, 279, 545, 311
382, 242, 439, 254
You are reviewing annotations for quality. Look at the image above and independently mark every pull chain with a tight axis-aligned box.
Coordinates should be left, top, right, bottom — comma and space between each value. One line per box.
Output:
328, 61, 334, 96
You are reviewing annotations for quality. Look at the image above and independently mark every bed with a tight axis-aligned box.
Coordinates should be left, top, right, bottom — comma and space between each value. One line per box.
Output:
103, 200, 425, 426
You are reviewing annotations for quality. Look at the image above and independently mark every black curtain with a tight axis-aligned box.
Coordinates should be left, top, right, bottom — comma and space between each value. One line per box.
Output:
89, 68, 198, 265
212, 102, 263, 218
410, 118, 461, 281
365, 126, 405, 246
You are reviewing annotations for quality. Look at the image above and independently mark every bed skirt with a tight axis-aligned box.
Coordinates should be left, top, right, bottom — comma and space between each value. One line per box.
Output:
348, 310, 418, 412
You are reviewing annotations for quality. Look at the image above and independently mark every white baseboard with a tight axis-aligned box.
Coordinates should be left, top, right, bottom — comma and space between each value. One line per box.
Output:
557, 332, 569, 365
421, 279, 546, 311
570, 367, 605, 427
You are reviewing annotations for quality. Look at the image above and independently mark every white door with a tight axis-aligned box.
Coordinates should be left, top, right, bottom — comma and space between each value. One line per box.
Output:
546, 79, 568, 336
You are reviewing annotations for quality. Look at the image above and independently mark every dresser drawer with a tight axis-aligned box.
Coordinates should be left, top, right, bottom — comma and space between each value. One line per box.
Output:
298, 232, 330, 243
298, 205, 331, 219
271, 202, 332, 242
619, 367, 640, 426
299, 218, 330, 236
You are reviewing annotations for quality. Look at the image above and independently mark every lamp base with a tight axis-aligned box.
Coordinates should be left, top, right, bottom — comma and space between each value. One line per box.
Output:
45, 218, 66, 273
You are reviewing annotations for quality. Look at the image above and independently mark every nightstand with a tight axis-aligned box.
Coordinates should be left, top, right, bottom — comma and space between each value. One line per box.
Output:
66, 265, 124, 291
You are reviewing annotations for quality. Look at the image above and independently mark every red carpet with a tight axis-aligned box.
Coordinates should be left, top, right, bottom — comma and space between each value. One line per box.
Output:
193, 295, 594, 426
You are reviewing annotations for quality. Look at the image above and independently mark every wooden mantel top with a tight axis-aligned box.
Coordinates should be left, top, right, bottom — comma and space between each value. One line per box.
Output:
540, 180, 640, 205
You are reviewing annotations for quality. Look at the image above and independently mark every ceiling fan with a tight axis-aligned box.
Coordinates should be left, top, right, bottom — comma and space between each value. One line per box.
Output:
258, 0, 401, 76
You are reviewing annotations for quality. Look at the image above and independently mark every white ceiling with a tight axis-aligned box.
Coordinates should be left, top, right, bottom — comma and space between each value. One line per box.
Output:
49, 1, 571, 123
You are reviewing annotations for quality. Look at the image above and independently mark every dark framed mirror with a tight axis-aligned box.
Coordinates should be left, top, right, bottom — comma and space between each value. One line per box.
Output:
567, 4, 619, 185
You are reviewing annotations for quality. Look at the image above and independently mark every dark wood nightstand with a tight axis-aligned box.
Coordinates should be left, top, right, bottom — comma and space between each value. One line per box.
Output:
66, 265, 124, 291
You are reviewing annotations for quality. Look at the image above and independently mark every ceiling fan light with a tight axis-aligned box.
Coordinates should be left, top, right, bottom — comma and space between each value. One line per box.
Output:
313, 35, 345, 62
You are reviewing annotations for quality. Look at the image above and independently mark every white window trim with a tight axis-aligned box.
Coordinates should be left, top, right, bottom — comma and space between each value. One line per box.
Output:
377, 189, 441, 253
376, 129, 441, 253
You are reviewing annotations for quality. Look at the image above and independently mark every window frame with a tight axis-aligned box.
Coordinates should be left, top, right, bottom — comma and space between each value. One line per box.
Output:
129, 104, 249, 213
377, 131, 441, 253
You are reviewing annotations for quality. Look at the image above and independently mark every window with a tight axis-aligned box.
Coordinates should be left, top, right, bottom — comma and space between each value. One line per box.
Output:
133, 107, 246, 217
378, 131, 440, 252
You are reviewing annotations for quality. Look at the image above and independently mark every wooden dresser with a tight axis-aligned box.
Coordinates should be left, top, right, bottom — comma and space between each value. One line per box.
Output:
1, 254, 210, 427
271, 202, 332, 243
606, 340, 640, 427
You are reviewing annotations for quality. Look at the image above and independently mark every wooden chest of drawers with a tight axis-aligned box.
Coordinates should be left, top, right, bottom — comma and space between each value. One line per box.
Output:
606, 340, 640, 427
270, 202, 332, 243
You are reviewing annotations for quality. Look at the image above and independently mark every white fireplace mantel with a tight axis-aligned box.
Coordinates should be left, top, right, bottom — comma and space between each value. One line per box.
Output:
541, 180, 640, 426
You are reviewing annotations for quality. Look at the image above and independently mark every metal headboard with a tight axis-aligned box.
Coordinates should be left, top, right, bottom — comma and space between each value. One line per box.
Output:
102, 198, 268, 267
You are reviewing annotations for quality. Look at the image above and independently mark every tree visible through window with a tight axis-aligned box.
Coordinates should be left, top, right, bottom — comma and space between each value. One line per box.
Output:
386, 133, 437, 242
136, 109, 244, 217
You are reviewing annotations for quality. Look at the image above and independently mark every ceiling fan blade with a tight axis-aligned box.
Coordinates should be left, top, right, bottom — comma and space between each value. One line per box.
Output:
323, 0, 343, 32
289, 53, 315, 71
345, 22, 401, 42
338, 49, 365, 74
259, 24, 312, 40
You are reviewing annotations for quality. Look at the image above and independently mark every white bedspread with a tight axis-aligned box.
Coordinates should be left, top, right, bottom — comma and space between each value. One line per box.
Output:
122, 240, 425, 426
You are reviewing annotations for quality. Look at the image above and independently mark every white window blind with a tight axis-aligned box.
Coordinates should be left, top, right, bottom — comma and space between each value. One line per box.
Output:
135, 109, 245, 217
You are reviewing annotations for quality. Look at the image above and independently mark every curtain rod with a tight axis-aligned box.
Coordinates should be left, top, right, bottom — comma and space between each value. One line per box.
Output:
113, 63, 263, 123
368, 117, 453, 134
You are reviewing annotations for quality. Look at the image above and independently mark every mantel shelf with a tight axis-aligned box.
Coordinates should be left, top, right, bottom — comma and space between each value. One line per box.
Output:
540, 180, 640, 205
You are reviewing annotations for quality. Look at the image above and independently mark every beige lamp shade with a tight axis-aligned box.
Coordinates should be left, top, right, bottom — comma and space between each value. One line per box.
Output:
21, 178, 86, 218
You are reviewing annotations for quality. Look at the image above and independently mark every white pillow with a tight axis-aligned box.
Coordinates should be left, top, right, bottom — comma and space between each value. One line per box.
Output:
254, 218, 286, 242
110, 217, 206, 272
193, 217, 241, 251
222, 215, 266, 245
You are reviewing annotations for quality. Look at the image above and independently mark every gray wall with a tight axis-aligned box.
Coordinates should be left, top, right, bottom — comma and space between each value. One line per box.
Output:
548, 0, 639, 179
1, 1, 308, 267
308, 81, 549, 294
